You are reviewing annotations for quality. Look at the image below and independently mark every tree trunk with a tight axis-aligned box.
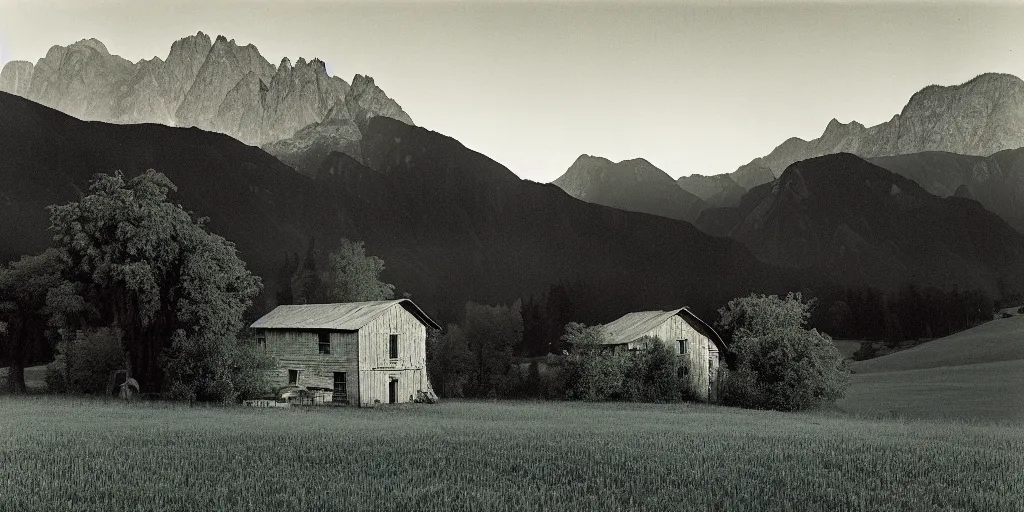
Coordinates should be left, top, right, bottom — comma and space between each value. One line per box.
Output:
5, 364, 26, 393
3, 318, 28, 393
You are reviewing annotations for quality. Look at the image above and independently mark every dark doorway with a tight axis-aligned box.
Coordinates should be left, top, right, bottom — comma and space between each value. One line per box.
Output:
333, 372, 347, 403
388, 378, 398, 404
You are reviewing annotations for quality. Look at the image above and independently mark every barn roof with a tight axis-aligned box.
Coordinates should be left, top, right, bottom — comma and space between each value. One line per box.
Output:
599, 307, 726, 351
250, 299, 441, 331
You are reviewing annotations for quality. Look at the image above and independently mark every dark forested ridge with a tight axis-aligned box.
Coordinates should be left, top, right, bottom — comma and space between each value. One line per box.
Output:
868, 149, 1024, 234
0, 92, 806, 331
696, 153, 1024, 299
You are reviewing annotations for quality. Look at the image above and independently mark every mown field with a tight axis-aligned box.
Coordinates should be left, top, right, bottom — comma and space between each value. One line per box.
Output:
0, 396, 1021, 512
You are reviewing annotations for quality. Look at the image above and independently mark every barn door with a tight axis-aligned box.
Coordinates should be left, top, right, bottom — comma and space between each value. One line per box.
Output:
388, 377, 398, 404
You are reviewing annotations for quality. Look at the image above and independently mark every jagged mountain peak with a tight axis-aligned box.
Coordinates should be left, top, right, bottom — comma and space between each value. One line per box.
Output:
352, 74, 375, 88
730, 72, 1024, 190
4, 31, 407, 171
70, 38, 110, 55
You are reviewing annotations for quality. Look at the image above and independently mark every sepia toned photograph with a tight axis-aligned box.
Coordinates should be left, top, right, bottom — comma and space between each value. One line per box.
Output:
0, 0, 1022, 510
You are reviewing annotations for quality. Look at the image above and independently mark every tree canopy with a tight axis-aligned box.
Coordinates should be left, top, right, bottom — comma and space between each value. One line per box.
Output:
322, 239, 395, 303
46, 170, 263, 397
0, 248, 66, 392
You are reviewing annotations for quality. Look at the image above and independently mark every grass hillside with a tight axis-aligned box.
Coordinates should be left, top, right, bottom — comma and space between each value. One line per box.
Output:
0, 397, 1020, 511
852, 315, 1024, 373
839, 315, 1024, 420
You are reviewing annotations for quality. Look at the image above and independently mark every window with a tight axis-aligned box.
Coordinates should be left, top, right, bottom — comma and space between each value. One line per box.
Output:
333, 372, 347, 402
318, 332, 331, 355
678, 339, 688, 354
678, 366, 689, 378
256, 334, 266, 354
389, 334, 399, 359
288, 369, 299, 385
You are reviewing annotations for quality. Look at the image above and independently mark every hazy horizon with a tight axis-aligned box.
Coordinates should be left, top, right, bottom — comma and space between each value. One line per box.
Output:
3, 0, 1024, 182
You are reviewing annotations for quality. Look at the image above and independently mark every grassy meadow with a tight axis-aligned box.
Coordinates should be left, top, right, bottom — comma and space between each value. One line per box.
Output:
0, 396, 1022, 512
3, 315, 1023, 511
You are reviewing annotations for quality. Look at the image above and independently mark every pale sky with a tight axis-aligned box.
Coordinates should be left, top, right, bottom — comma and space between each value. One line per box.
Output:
2, 0, 1024, 182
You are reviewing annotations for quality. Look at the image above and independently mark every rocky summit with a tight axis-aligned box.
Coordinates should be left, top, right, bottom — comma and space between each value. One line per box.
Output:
0, 61, 34, 96
731, 73, 1024, 188
0, 32, 412, 151
262, 75, 414, 175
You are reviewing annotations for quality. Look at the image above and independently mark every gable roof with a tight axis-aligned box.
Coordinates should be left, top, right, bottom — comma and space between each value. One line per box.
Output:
599, 307, 726, 351
250, 299, 441, 331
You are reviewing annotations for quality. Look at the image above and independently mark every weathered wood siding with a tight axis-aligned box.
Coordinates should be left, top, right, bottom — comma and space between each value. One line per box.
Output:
625, 315, 718, 401
262, 330, 360, 404
357, 303, 432, 405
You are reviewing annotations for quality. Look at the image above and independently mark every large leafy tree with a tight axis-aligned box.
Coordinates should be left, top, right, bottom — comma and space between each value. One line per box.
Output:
717, 293, 850, 411
322, 238, 395, 302
0, 248, 66, 392
47, 170, 262, 395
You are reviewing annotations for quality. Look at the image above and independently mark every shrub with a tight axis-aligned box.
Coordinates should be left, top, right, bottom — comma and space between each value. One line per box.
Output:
716, 366, 763, 409
561, 323, 626, 401
735, 327, 849, 411
620, 339, 682, 403
46, 327, 125, 394
161, 332, 273, 403
852, 341, 879, 361
718, 293, 851, 411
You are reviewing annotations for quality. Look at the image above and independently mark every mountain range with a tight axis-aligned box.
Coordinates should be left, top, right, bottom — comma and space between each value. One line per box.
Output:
729, 73, 1024, 189
553, 73, 1024, 235
0, 91, 801, 326
0, 32, 413, 161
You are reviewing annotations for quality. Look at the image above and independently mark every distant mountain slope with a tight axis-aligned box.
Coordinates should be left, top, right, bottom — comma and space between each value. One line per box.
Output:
0, 32, 412, 150
852, 315, 1024, 374
868, 149, 1024, 234
697, 153, 1024, 296
676, 173, 747, 208
731, 73, 1024, 188
552, 155, 706, 222
0, 92, 801, 324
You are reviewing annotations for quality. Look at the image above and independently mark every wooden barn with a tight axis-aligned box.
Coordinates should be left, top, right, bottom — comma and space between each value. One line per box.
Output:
250, 299, 441, 406
597, 307, 727, 401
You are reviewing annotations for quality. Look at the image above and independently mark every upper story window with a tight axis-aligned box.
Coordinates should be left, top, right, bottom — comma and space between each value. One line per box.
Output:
678, 339, 688, 355
318, 332, 331, 355
389, 334, 399, 359
256, 333, 267, 353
